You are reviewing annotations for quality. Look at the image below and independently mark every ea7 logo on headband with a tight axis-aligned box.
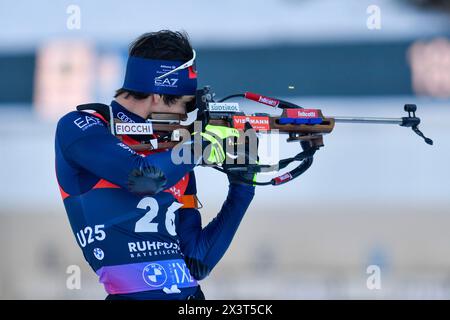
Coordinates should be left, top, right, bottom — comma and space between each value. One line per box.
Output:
155, 78, 179, 88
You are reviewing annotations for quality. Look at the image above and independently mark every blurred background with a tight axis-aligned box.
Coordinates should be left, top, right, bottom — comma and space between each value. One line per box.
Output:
0, 0, 449, 299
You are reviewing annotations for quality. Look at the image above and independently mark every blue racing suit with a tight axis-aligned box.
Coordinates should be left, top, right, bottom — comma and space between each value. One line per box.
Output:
54, 100, 255, 299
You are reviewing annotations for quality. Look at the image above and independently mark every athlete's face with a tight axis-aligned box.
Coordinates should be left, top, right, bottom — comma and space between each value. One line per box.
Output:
150, 95, 195, 117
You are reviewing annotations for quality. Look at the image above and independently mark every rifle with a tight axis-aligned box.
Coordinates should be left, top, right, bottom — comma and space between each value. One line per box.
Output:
79, 86, 433, 186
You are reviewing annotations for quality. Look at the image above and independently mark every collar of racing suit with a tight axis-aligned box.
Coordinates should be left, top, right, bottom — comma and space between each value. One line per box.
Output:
109, 100, 177, 147
110, 100, 147, 124
110, 100, 163, 145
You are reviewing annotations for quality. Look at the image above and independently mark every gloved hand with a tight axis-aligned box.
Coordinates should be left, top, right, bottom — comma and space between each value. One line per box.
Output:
227, 168, 257, 185
127, 166, 167, 195
225, 122, 259, 185
193, 123, 259, 185
195, 124, 240, 164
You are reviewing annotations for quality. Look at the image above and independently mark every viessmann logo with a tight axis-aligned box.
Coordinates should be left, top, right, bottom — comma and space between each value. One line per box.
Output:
233, 116, 270, 130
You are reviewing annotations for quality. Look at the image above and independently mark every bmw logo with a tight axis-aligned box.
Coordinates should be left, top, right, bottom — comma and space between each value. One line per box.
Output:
142, 263, 167, 287
93, 248, 104, 260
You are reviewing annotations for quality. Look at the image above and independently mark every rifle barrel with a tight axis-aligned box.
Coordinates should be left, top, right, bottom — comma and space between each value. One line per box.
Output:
333, 117, 402, 125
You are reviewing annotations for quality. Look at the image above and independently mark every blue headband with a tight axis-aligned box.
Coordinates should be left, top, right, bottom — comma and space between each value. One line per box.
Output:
122, 56, 197, 95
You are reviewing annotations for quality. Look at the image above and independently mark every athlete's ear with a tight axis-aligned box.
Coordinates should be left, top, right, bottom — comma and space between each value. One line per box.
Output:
146, 94, 161, 117
152, 94, 162, 104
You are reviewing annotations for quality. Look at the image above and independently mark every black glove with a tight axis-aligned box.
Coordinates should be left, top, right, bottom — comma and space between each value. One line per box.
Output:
227, 168, 256, 185
127, 166, 167, 195
227, 122, 258, 186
